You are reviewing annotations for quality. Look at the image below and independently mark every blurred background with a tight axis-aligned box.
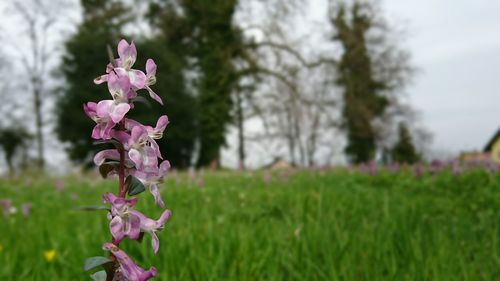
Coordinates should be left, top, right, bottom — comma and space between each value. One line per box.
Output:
2, 1, 500, 280
0, 0, 499, 173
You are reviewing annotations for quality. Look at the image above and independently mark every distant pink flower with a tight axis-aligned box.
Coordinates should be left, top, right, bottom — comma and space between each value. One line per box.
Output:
21, 203, 32, 217
263, 173, 272, 184
131, 209, 172, 254
102, 243, 157, 281
55, 179, 65, 192
0, 199, 12, 217
103, 193, 141, 243
413, 164, 424, 178
197, 178, 205, 188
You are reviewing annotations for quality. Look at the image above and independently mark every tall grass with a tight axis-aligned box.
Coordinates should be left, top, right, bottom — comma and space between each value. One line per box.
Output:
1, 168, 499, 280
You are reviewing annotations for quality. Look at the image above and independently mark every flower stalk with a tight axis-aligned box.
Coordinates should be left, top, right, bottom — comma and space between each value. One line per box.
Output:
84, 39, 171, 281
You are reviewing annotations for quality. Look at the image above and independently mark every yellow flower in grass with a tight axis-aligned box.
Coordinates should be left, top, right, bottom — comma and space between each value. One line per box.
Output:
0, 244, 3, 253
44, 250, 56, 262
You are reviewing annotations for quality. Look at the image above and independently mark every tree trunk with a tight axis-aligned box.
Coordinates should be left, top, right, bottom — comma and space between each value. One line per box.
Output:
235, 91, 245, 170
34, 86, 44, 168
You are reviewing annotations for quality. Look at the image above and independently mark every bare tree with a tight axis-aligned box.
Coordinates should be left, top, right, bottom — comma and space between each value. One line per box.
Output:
8, 0, 72, 169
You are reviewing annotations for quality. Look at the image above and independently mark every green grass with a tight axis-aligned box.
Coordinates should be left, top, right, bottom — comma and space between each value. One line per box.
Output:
1, 168, 500, 280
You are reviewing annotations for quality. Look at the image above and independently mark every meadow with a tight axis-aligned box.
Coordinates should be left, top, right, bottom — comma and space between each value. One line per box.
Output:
1, 167, 500, 281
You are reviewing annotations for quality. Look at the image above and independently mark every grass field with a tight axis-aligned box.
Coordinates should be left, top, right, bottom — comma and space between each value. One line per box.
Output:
1, 168, 500, 280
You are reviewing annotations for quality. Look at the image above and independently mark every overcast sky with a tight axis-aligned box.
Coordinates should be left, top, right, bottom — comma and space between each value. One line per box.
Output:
383, 0, 500, 154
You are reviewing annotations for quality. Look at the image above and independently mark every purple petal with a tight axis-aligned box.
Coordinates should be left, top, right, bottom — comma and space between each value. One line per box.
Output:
146, 86, 163, 105
149, 184, 165, 208
110, 103, 130, 123
146, 59, 157, 77
128, 213, 141, 240
96, 100, 113, 117
159, 160, 171, 177
103, 192, 118, 204
151, 231, 160, 254
117, 39, 137, 69
94, 149, 120, 166
157, 209, 172, 226
129, 149, 143, 170
83, 102, 97, 119
110, 130, 131, 145
110, 216, 125, 242
129, 70, 147, 89
155, 115, 169, 132
93, 74, 108, 84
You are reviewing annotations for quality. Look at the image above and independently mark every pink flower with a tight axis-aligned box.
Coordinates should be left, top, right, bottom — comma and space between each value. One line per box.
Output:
102, 243, 157, 281
84, 100, 130, 140
103, 193, 141, 243
0, 199, 12, 217
125, 115, 169, 140
130, 209, 172, 254
113, 125, 161, 173
55, 179, 65, 192
107, 71, 135, 103
21, 203, 32, 217
144, 59, 163, 105
134, 160, 170, 208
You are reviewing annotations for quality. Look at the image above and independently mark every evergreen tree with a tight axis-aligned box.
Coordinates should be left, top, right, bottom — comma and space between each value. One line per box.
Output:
149, 0, 244, 167
56, 0, 130, 165
392, 122, 419, 164
332, 2, 388, 164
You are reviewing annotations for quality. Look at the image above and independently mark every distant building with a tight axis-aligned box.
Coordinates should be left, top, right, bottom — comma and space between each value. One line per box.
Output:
262, 157, 292, 170
484, 128, 500, 163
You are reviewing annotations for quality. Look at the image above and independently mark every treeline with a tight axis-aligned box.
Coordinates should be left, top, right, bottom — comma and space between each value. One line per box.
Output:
1, 0, 429, 171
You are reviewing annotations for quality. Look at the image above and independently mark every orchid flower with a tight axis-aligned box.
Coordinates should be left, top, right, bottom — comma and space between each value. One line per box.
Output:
102, 243, 157, 281
144, 59, 163, 105
134, 160, 170, 208
131, 208, 172, 254
125, 115, 169, 140
103, 193, 141, 243
84, 102, 114, 140
112, 125, 162, 172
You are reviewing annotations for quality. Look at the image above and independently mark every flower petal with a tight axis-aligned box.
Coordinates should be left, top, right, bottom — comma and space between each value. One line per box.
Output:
146, 59, 157, 77
110, 103, 131, 123
146, 86, 163, 105
94, 149, 120, 166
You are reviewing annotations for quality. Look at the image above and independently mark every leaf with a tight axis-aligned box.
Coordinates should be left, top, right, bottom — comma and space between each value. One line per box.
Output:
76, 205, 109, 211
99, 161, 120, 179
84, 256, 113, 271
90, 270, 107, 281
93, 140, 123, 150
126, 175, 146, 196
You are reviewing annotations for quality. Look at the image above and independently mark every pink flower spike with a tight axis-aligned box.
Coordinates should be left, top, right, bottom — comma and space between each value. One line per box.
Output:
102, 243, 157, 281
117, 39, 137, 70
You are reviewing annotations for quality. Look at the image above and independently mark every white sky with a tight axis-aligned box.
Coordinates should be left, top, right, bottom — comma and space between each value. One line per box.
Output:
382, 0, 500, 153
